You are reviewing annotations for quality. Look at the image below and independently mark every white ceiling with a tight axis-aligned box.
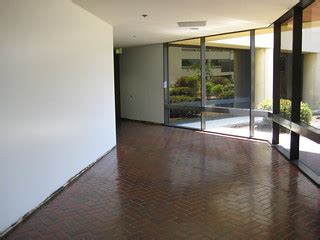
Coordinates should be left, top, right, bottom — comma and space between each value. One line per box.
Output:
73, 0, 299, 48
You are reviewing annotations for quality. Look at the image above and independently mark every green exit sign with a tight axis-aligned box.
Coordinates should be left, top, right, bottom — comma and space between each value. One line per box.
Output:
115, 48, 122, 54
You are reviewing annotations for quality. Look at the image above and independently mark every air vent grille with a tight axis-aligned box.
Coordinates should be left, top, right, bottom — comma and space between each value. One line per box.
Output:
177, 21, 207, 27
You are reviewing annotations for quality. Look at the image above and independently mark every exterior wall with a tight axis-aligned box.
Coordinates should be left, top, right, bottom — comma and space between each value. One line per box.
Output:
168, 47, 234, 85
234, 50, 251, 107
0, 0, 116, 233
303, 53, 320, 110
120, 44, 164, 124
255, 48, 273, 107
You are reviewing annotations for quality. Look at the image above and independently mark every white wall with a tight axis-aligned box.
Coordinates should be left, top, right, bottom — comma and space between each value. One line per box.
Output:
0, 0, 116, 233
120, 44, 164, 123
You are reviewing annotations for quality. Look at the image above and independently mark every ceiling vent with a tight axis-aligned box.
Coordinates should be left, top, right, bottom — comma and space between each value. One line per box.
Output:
177, 21, 207, 28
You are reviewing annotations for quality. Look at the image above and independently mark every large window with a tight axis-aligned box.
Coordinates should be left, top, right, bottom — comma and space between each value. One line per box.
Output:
277, 17, 294, 152
168, 38, 201, 129
302, 1, 320, 130
204, 31, 251, 137
164, 2, 320, 184
300, 0, 320, 179
270, 1, 320, 184
253, 28, 274, 141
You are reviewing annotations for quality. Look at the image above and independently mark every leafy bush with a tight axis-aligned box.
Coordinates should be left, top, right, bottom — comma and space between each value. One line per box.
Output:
170, 87, 193, 96
220, 84, 234, 99
301, 102, 313, 125
172, 76, 200, 98
170, 95, 196, 103
257, 99, 272, 111
205, 76, 234, 99
257, 99, 313, 125
206, 82, 214, 98
212, 84, 224, 98
174, 76, 200, 88
211, 76, 232, 86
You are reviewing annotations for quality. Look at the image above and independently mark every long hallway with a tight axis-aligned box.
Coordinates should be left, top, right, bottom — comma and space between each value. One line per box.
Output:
4, 121, 320, 239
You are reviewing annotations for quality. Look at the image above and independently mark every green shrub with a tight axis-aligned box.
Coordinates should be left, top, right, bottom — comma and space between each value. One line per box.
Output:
170, 95, 196, 103
210, 76, 232, 86
257, 99, 313, 125
174, 76, 200, 88
172, 76, 200, 98
206, 82, 214, 98
301, 102, 313, 125
220, 84, 235, 99
257, 99, 272, 111
170, 87, 193, 96
212, 84, 224, 98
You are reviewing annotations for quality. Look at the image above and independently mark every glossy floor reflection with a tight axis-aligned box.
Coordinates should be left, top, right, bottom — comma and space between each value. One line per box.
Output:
4, 121, 320, 239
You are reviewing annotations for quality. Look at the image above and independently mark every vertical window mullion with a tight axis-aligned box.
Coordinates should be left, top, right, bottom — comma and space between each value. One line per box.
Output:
200, 37, 206, 131
272, 22, 281, 145
290, 6, 303, 159
250, 30, 255, 138
163, 43, 169, 124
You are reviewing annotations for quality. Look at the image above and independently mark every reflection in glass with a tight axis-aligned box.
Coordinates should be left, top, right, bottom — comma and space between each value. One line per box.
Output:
278, 127, 291, 153
204, 112, 249, 137
169, 108, 201, 129
299, 136, 320, 175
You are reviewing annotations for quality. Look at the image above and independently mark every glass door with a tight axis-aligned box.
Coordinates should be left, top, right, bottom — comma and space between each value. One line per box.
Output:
167, 38, 202, 130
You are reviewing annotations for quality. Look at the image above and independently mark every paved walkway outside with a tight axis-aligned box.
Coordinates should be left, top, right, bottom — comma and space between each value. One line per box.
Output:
4, 121, 320, 239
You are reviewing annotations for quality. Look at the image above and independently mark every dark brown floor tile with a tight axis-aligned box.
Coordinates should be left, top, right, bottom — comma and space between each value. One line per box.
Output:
3, 121, 320, 240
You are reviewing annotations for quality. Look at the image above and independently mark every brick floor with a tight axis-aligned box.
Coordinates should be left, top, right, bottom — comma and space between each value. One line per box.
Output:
3, 121, 320, 239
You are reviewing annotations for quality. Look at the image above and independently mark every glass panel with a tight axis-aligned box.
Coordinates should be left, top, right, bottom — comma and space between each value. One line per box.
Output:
204, 31, 250, 137
253, 116, 272, 141
279, 127, 291, 152
280, 18, 293, 120
169, 108, 201, 129
253, 28, 274, 141
204, 112, 249, 137
168, 38, 201, 130
302, 0, 320, 129
205, 32, 250, 108
299, 136, 320, 176
168, 39, 201, 107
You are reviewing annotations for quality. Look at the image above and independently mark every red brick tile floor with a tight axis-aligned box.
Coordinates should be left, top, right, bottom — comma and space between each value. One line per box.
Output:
3, 120, 320, 240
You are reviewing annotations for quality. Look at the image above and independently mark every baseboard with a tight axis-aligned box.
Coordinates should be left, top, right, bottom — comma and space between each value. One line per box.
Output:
0, 146, 116, 238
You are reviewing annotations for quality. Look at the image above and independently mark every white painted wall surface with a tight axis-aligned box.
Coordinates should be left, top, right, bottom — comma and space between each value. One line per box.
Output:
0, 0, 116, 233
120, 44, 164, 123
